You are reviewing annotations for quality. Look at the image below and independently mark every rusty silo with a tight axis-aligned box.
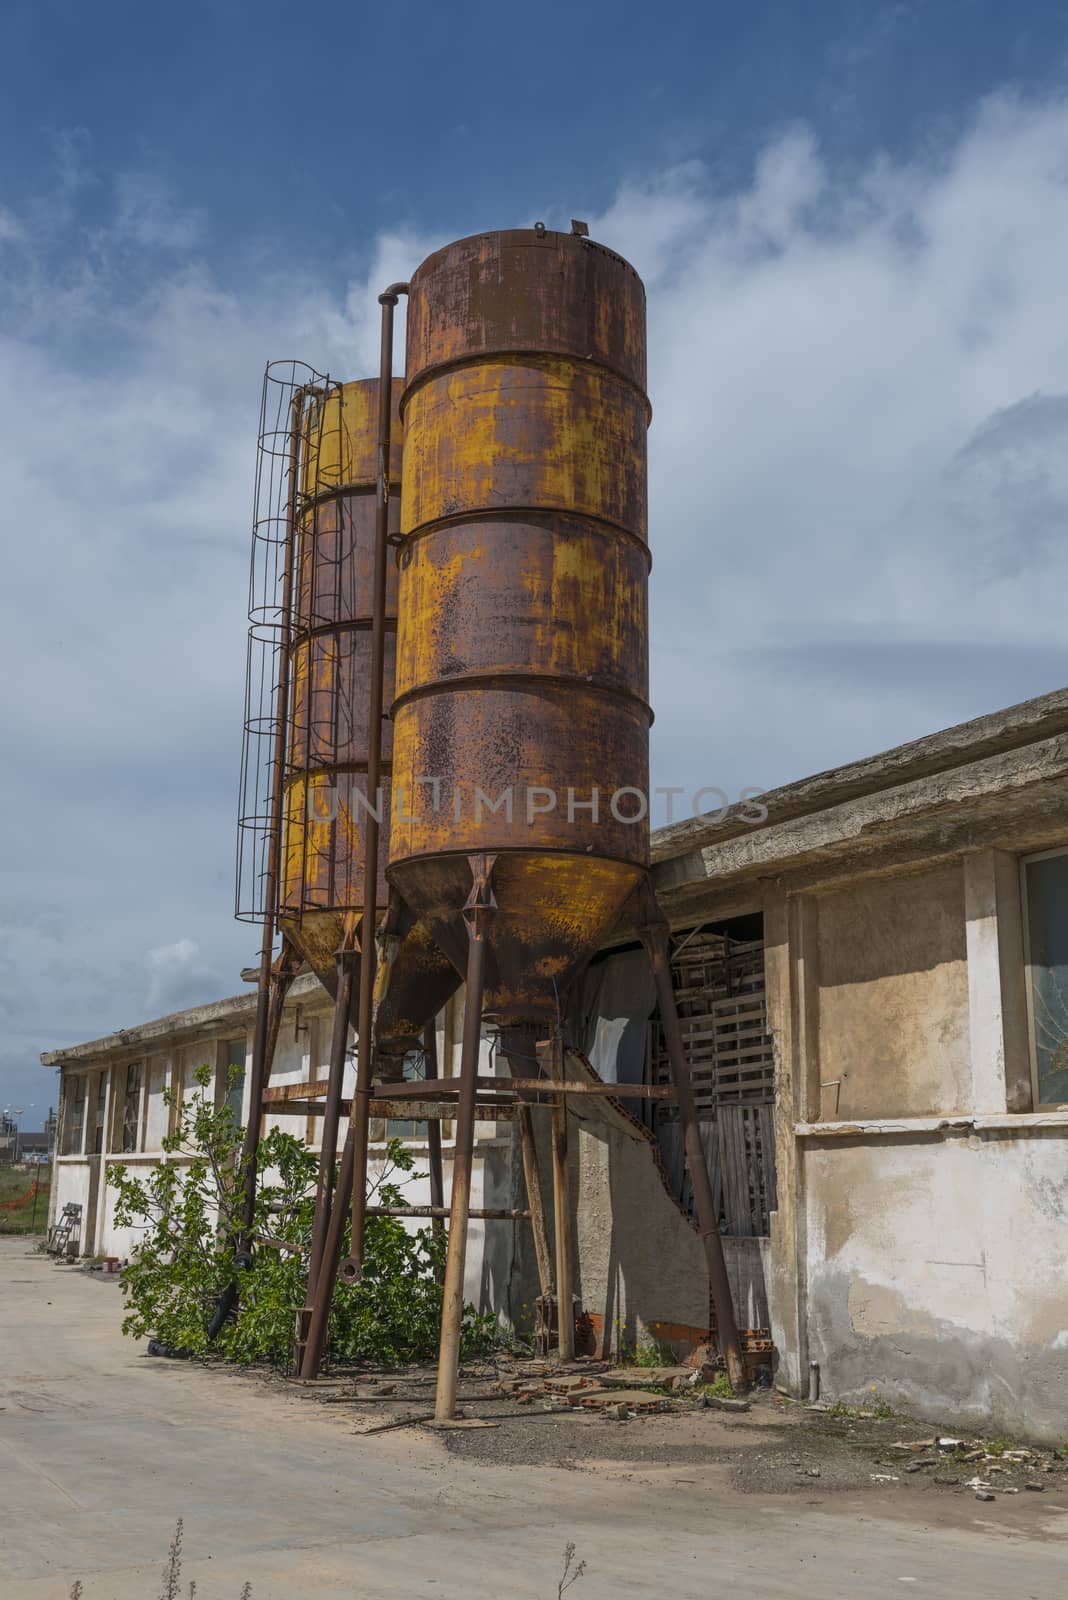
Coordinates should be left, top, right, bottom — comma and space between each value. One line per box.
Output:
252, 237, 744, 1404
389, 228, 652, 1019
237, 369, 458, 1341
278, 377, 457, 1053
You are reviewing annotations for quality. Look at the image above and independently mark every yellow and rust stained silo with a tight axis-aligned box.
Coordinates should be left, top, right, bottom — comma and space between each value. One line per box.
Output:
387, 227, 652, 1021
279, 378, 458, 1048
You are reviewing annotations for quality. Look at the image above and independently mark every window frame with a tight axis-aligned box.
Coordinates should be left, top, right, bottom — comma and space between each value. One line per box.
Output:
62, 1075, 88, 1156
1020, 845, 1068, 1110
223, 1037, 247, 1125
121, 1063, 144, 1153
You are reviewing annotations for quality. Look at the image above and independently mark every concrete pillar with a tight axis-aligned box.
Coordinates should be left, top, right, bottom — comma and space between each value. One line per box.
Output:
764, 888, 809, 1396
963, 849, 1032, 1114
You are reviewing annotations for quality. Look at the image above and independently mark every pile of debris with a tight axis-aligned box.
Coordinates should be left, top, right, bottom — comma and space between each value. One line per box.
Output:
502, 1361, 748, 1421
867, 1432, 1066, 1501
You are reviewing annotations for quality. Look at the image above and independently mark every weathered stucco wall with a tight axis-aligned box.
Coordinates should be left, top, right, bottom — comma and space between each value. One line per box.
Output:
804, 1128, 1068, 1440
816, 865, 971, 1118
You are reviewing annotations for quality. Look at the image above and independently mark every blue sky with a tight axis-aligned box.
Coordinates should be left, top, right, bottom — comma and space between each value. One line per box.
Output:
4, 2, 1068, 1115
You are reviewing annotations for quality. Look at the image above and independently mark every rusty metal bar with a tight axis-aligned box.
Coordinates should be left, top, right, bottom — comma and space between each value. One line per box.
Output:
435, 854, 495, 1421
549, 1025, 575, 1362
637, 884, 747, 1393
265, 1074, 676, 1105
516, 1102, 553, 1300
347, 283, 410, 1278
369, 1206, 529, 1220
304, 949, 357, 1303
238, 390, 304, 1251
298, 1124, 353, 1377
423, 1021, 446, 1266
268, 1098, 514, 1120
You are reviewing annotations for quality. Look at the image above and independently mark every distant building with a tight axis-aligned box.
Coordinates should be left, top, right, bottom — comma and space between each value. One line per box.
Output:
43, 688, 1068, 1441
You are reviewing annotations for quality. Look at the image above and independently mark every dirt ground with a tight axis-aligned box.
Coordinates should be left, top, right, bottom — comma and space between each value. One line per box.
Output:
276, 1357, 1068, 1496
4, 1237, 1068, 1599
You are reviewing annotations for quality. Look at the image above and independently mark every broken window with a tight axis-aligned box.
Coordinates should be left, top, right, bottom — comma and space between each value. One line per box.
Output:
387, 1051, 429, 1139
91, 1073, 107, 1154
1023, 848, 1068, 1107
122, 1064, 143, 1153
62, 1077, 87, 1156
224, 1038, 247, 1124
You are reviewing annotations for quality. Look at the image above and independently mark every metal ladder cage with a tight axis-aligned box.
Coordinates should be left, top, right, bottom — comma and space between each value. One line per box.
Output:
236, 359, 340, 924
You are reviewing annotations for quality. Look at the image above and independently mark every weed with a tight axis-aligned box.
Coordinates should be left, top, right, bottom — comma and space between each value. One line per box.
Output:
108, 1068, 497, 1368
984, 1437, 1013, 1457
702, 1371, 735, 1399
557, 1542, 586, 1597
632, 1338, 675, 1368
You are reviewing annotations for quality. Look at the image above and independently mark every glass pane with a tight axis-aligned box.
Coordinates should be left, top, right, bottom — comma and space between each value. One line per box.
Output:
1026, 854, 1068, 1105
387, 1050, 428, 1139
225, 1039, 246, 1122
123, 1064, 142, 1153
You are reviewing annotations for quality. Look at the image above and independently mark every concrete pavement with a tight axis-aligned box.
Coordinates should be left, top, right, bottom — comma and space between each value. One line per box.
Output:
2, 1237, 1066, 1598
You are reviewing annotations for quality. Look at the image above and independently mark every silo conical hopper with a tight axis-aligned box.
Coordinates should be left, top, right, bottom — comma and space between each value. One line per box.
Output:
388, 228, 652, 1021
279, 378, 458, 1049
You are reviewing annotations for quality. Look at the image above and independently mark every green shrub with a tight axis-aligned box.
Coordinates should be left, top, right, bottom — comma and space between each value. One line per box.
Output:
108, 1066, 496, 1368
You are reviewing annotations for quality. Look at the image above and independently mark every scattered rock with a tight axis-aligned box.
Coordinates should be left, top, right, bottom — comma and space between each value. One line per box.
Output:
932, 1476, 960, 1487
605, 1403, 629, 1421
1025, 1482, 1046, 1492
937, 1437, 961, 1452
709, 1396, 751, 1413
975, 1491, 996, 1502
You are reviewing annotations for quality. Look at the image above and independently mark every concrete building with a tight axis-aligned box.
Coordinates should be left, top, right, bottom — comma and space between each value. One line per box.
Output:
44, 688, 1068, 1439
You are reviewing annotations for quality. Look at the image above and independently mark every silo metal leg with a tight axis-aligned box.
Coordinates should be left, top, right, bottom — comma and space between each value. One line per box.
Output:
423, 1022, 447, 1271
549, 1028, 575, 1362
435, 853, 496, 1422
238, 938, 301, 1252
637, 885, 748, 1393
305, 949, 358, 1303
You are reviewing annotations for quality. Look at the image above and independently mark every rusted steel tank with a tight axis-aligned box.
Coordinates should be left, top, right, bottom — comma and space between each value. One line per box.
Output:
388, 228, 651, 1021
280, 379, 458, 1044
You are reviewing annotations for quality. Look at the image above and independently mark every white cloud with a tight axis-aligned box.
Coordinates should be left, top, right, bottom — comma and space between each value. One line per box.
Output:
5, 92, 1068, 1108
588, 91, 1068, 793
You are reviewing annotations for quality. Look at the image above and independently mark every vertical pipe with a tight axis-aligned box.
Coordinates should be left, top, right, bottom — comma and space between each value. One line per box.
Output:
549, 1029, 575, 1362
516, 1102, 553, 1300
305, 952, 357, 1302
641, 910, 747, 1393
435, 856, 494, 1421
423, 1022, 446, 1266
239, 392, 303, 1248
298, 1126, 354, 1378
347, 284, 410, 1272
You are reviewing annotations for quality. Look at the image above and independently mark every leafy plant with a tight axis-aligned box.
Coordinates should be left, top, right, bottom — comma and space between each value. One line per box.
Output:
984, 1436, 1013, 1457
108, 1065, 497, 1368
699, 1371, 735, 1399
632, 1337, 675, 1368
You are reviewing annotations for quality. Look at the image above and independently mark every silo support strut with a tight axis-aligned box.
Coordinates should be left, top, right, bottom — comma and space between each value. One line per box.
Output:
635, 882, 748, 1393
435, 853, 497, 1422
305, 948, 359, 1304
238, 938, 302, 1252
423, 1022, 446, 1270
